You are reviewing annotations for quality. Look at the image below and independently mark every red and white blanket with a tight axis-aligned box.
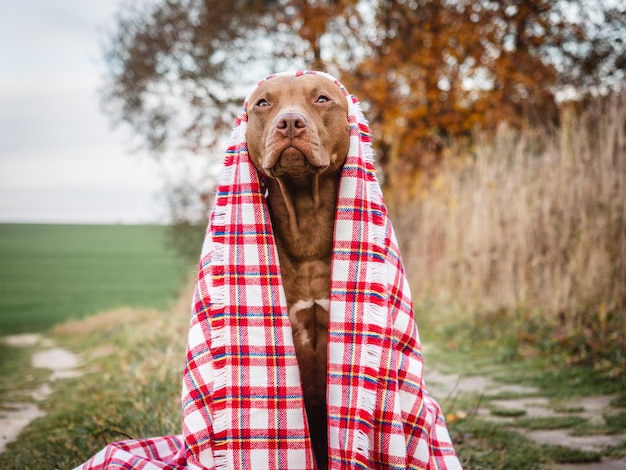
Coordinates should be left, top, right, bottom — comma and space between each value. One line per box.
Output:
75, 71, 461, 470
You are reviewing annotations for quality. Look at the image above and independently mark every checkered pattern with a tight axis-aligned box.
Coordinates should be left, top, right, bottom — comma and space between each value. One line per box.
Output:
74, 71, 461, 470
74, 435, 185, 469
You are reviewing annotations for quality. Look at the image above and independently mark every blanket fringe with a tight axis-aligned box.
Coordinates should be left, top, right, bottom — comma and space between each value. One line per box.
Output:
358, 386, 377, 417
353, 101, 375, 166
207, 144, 233, 464
355, 429, 371, 458
214, 450, 229, 470
211, 210, 227, 227
208, 245, 225, 306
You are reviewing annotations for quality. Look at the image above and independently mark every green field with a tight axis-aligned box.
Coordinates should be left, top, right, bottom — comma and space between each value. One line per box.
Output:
0, 224, 194, 335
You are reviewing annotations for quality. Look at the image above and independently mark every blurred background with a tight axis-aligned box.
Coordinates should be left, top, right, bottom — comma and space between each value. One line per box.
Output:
2, 0, 625, 368
88, 0, 626, 372
1, 0, 625, 387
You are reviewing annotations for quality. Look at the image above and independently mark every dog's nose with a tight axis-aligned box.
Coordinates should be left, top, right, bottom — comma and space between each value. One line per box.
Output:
275, 112, 308, 137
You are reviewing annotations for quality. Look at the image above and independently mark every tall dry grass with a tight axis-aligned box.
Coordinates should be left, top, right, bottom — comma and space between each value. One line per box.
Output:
395, 88, 626, 369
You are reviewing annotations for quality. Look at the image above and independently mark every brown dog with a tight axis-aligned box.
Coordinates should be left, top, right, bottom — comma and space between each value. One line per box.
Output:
246, 75, 350, 468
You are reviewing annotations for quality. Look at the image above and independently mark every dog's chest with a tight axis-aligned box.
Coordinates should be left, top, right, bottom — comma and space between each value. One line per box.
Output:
280, 258, 330, 350
281, 257, 330, 304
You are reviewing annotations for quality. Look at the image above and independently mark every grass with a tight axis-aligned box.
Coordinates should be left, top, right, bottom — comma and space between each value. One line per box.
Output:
489, 407, 527, 418
394, 89, 626, 373
0, 224, 192, 467
0, 294, 192, 468
604, 411, 626, 434
499, 360, 626, 400
450, 418, 605, 468
426, 333, 626, 401
612, 395, 626, 408
0, 224, 192, 335
514, 416, 588, 430
0, 342, 49, 405
543, 445, 602, 465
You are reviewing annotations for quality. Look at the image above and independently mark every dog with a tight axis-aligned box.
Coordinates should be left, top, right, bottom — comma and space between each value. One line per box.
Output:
246, 74, 350, 468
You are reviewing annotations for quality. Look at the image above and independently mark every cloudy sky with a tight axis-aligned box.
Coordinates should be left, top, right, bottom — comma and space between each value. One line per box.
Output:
0, 1, 184, 224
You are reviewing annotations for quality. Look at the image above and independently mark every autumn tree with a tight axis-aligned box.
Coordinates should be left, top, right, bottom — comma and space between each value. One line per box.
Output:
101, 0, 625, 221
342, 0, 625, 189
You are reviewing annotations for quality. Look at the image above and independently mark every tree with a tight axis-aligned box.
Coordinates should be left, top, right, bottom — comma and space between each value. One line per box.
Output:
101, 0, 625, 213
341, 0, 625, 190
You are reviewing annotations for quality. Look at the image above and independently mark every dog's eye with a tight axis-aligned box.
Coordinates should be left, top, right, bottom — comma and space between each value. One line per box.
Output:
256, 99, 270, 107
316, 95, 330, 103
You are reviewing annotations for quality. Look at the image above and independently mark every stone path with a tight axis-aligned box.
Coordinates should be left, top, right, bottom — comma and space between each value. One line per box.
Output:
425, 368, 626, 469
0, 333, 82, 453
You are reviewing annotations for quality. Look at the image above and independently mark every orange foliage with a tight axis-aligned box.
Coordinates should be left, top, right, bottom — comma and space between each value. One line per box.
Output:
103, 0, 624, 195
339, 0, 567, 185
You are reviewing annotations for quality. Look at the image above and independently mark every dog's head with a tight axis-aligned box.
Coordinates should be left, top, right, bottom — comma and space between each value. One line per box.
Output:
246, 74, 350, 179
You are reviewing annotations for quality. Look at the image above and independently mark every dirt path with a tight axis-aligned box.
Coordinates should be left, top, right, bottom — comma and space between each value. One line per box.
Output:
425, 365, 626, 468
0, 333, 82, 453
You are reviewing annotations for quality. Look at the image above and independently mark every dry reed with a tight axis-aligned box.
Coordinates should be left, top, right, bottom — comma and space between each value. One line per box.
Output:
395, 88, 626, 368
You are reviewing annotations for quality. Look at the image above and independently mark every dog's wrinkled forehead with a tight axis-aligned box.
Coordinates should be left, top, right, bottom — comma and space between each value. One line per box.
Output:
241, 71, 351, 119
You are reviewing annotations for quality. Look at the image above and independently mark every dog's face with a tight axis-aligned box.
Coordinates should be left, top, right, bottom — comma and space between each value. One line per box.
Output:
246, 75, 350, 178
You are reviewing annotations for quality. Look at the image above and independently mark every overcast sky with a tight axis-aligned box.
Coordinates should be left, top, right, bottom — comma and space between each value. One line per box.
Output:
0, 1, 185, 224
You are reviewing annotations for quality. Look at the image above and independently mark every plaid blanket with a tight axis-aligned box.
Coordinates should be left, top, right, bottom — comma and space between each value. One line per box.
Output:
75, 71, 461, 470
